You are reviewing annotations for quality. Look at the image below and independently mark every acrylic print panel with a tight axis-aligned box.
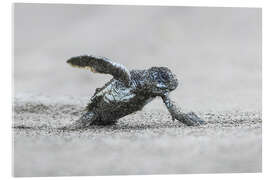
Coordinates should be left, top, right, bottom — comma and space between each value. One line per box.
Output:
13, 3, 262, 177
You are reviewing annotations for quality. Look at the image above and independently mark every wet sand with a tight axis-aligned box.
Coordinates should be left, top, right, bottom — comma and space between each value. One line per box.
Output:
13, 95, 262, 177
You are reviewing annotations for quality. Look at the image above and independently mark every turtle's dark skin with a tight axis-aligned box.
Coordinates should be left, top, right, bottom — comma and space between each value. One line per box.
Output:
60, 55, 204, 130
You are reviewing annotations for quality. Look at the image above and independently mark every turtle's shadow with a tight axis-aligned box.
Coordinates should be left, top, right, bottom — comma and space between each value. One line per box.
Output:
13, 122, 185, 132
53, 122, 186, 132
13, 118, 260, 133
96, 122, 185, 131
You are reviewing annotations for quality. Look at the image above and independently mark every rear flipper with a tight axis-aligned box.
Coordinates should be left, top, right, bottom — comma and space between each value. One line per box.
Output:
58, 111, 97, 131
161, 93, 205, 126
175, 111, 205, 126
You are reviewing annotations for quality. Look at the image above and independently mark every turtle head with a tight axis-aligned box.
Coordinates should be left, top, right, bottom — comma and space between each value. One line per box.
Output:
147, 67, 178, 95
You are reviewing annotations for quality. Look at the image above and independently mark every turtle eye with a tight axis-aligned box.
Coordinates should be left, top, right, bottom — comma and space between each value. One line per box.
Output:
160, 72, 169, 81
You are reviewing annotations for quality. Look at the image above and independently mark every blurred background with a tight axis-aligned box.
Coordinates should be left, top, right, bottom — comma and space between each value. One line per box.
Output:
14, 4, 261, 112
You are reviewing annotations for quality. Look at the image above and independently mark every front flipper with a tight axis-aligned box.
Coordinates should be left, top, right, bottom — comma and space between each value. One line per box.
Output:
161, 93, 205, 126
67, 55, 131, 86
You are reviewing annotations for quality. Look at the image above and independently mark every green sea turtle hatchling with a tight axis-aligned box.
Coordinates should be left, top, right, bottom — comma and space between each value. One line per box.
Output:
60, 55, 204, 130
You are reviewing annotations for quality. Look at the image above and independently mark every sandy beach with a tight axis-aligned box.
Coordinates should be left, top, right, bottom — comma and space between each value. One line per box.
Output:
13, 95, 261, 177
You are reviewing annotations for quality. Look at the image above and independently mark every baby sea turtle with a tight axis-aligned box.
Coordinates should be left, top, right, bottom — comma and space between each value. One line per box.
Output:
60, 55, 204, 130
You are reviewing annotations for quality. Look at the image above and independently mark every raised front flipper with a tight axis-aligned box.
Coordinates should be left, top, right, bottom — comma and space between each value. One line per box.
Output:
67, 55, 131, 86
161, 93, 205, 126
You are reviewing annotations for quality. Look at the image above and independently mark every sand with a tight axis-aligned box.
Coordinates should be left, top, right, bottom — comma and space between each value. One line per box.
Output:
12, 95, 262, 177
